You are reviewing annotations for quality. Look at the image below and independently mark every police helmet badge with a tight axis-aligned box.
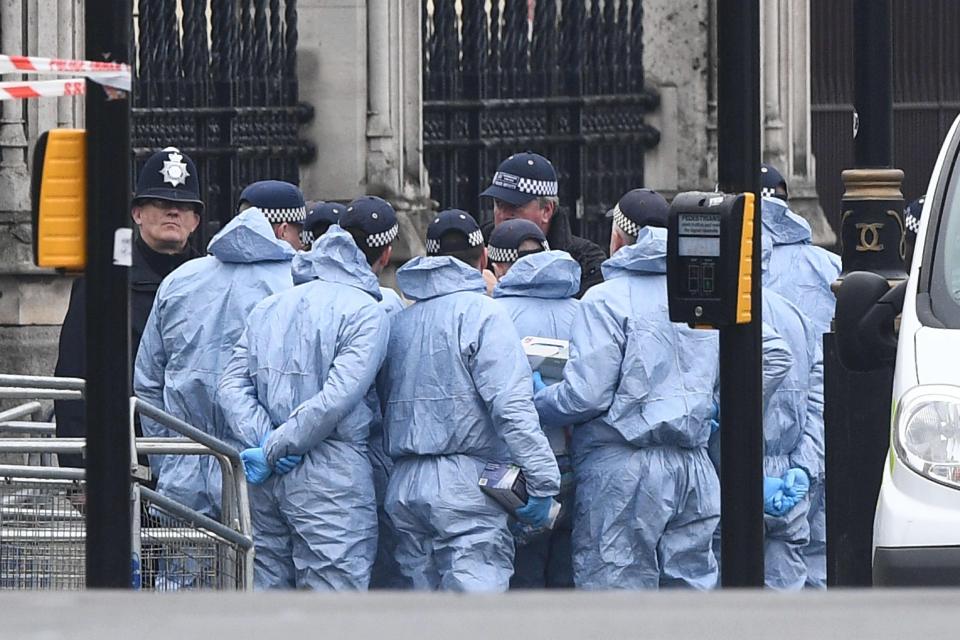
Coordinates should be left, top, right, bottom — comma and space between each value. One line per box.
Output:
159, 148, 190, 187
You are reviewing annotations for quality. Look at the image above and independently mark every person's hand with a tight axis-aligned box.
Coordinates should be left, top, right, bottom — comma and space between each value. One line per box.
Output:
763, 476, 785, 515
240, 448, 272, 485
782, 468, 810, 501
515, 495, 556, 528
274, 454, 302, 475
532, 370, 547, 393
768, 494, 798, 517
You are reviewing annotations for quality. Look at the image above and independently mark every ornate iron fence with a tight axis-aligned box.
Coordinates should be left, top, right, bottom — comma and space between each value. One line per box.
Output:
132, 0, 315, 245
423, 0, 660, 247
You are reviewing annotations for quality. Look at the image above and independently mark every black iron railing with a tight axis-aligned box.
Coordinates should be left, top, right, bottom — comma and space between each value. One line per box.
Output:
423, 0, 659, 248
132, 0, 314, 246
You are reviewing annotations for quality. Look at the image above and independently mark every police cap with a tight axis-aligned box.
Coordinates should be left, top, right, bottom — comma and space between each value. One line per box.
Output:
904, 196, 925, 236
426, 209, 484, 256
487, 219, 549, 263
301, 201, 345, 245
239, 180, 306, 225
339, 196, 399, 249
607, 188, 669, 237
480, 151, 559, 207
760, 163, 788, 200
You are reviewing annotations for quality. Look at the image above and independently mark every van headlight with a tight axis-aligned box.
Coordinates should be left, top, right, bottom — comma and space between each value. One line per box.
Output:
895, 385, 960, 488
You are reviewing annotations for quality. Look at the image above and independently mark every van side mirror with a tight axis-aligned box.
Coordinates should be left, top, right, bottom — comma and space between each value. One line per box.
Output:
834, 271, 906, 371
31, 128, 87, 271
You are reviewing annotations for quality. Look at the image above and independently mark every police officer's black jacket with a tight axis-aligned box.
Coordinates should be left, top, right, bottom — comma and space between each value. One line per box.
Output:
53, 237, 199, 468
483, 209, 606, 298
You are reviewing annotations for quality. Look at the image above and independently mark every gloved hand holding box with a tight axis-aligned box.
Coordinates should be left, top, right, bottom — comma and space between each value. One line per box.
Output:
479, 462, 561, 529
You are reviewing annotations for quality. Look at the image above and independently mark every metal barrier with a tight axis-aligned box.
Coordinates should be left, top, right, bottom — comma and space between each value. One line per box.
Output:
0, 377, 254, 591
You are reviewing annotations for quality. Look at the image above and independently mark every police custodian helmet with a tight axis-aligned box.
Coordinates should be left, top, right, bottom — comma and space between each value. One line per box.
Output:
133, 147, 204, 213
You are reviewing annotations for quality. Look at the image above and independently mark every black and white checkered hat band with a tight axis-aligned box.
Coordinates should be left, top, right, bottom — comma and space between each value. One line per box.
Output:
905, 213, 920, 234
613, 205, 640, 237
488, 239, 550, 263
425, 228, 484, 255
263, 206, 307, 224
366, 223, 399, 248
493, 171, 558, 197
300, 228, 314, 245
760, 187, 777, 198
488, 245, 519, 263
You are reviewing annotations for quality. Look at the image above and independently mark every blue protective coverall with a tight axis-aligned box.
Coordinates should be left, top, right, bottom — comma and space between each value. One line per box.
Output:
493, 250, 581, 588
762, 196, 840, 588
218, 226, 389, 590
290, 250, 407, 589
135, 208, 295, 520
380, 256, 560, 592
535, 227, 721, 590
707, 319, 795, 581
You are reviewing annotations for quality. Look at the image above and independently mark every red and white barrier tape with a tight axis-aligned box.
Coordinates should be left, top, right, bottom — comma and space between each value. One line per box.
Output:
0, 53, 130, 99
0, 54, 129, 77
0, 78, 85, 101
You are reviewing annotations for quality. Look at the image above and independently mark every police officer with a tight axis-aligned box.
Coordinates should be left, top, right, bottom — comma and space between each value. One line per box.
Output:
489, 219, 581, 589
54, 147, 203, 467
238, 180, 307, 250
300, 200, 345, 249
380, 210, 560, 591
535, 188, 721, 589
759, 163, 841, 588
219, 198, 395, 589
481, 152, 606, 298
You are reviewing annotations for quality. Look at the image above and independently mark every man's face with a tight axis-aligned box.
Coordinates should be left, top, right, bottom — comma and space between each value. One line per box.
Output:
131, 199, 201, 254
493, 198, 554, 233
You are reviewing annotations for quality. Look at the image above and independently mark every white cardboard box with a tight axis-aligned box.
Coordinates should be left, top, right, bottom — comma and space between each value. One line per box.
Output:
521, 336, 569, 382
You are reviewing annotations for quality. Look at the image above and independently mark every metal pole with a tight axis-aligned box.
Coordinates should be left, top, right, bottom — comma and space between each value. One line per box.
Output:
853, 0, 893, 169
826, 0, 904, 587
716, 0, 764, 587
85, 0, 132, 589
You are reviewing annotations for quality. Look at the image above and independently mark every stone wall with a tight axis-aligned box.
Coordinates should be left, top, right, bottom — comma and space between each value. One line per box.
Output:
641, 0, 834, 245
0, 0, 83, 380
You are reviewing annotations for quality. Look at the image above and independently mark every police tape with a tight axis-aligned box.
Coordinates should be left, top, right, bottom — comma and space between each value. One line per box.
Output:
0, 53, 130, 95
0, 78, 86, 101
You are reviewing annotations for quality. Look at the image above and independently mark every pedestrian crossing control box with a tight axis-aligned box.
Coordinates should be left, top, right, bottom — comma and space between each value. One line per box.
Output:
666, 191, 755, 328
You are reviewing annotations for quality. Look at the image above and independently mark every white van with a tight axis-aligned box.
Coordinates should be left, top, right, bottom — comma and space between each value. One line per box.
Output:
871, 114, 960, 585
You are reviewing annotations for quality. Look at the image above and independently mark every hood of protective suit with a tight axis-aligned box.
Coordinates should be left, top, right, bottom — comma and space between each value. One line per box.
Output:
396, 256, 486, 301
289, 225, 382, 300
761, 233, 773, 275
761, 197, 813, 246
207, 208, 297, 263
601, 226, 667, 280
493, 250, 581, 300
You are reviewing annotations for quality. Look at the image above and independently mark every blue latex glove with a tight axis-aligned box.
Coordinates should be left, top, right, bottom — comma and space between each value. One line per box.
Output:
708, 418, 720, 434
782, 468, 810, 501
763, 476, 785, 515
274, 455, 302, 475
768, 494, 798, 518
515, 495, 555, 528
240, 448, 272, 485
532, 370, 547, 393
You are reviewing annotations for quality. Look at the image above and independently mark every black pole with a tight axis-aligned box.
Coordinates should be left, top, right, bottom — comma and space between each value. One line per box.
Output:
826, 0, 903, 587
85, 0, 132, 588
716, 0, 764, 587
853, 0, 893, 168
